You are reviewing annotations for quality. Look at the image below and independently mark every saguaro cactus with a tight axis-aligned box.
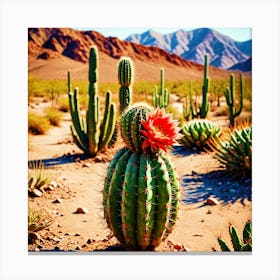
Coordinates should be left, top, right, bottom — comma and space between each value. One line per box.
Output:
68, 46, 116, 156
118, 57, 134, 114
183, 82, 193, 121
224, 74, 244, 127
152, 68, 169, 109
193, 54, 210, 118
103, 104, 181, 250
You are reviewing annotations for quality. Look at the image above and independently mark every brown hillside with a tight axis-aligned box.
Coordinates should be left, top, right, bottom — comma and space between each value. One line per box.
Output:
28, 28, 243, 82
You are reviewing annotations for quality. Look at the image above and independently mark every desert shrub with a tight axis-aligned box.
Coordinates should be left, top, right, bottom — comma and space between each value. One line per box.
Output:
208, 125, 252, 178
45, 107, 63, 126
213, 105, 229, 117
57, 96, 69, 112
28, 112, 50, 135
181, 119, 221, 149
28, 205, 53, 233
28, 160, 52, 193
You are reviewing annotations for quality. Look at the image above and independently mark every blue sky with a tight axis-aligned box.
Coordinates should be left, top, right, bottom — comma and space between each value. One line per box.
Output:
78, 27, 251, 42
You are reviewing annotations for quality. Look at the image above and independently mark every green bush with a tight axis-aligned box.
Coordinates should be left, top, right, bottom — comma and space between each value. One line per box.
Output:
28, 112, 50, 135
45, 107, 63, 126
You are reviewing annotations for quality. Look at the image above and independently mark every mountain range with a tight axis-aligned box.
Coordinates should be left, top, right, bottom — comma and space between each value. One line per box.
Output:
125, 28, 252, 70
28, 28, 238, 82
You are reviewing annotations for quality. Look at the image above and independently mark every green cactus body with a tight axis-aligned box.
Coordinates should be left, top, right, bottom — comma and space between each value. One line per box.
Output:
212, 126, 252, 177
225, 74, 244, 127
183, 82, 193, 121
181, 119, 221, 149
68, 46, 116, 156
189, 54, 210, 119
118, 57, 133, 113
152, 68, 169, 109
218, 221, 252, 251
103, 148, 179, 250
120, 103, 152, 151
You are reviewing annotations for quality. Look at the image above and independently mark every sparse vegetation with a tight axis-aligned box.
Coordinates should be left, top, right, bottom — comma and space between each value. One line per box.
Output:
28, 112, 50, 135
45, 106, 63, 126
28, 160, 52, 193
28, 205, 53, 233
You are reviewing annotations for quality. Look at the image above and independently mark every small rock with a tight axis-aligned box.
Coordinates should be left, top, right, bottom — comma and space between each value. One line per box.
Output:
74, 207, 88, 214
65, 233, 70, 236
82, 163, 92, 168
206, 209, 212, 214
52, 237, 61, 243
74, 233, 81, 236
75, 246, 81, 250
31, 189, 43, 197
34, 247, 40, 252
174, 244, 182, 251
87, 238, 95, 244
54, 246, 60, 251
57, 224, 62, 228
206, 197, 219, 205
94, 155, 102, 162
52, 198, 63, 203
82, 244, 87, 248
200, 219, 205, 222
49, 181, 58, 188
37, 245, 43, 249
28, 232, 40, 244
45, 185, 54, 191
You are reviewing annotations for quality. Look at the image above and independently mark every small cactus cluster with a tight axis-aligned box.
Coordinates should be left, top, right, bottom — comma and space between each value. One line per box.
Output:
184, 54, 210, 120
68, 46, 116, 156
218, 221, 252, 251
152, 68, 169, 109
210, 125, 252, 177
103, 103, 181, 250
181, 119, 221, 149
225, 74, 244, 127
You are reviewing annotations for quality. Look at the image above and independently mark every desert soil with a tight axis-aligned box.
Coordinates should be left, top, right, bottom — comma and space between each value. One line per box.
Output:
28, 100, 252, 253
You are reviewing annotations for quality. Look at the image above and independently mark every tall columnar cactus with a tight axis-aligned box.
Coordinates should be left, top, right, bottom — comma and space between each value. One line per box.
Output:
103, 104, 181, 250
183, 82, 193, 121
187, 54, 210, 119
118, 57, 133, 113
68, 46, 116, 156
224, 74, 244, 127
152, 68, 169, 109
218, 221, 252, 251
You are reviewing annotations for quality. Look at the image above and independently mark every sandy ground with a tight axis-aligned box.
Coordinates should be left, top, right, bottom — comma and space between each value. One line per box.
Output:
28, 102, 252, 253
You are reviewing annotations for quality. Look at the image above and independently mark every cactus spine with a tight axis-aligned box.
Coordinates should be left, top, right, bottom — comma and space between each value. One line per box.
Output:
194, 54, 210, 118
103, 104, 180, 250
225, 74, 244, 127
118, 57, 133, 113
68, 46, 116, 156
152, 68, 169, 109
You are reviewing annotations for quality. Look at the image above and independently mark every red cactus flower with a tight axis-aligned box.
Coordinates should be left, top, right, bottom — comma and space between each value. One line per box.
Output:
141, 108, 181, 152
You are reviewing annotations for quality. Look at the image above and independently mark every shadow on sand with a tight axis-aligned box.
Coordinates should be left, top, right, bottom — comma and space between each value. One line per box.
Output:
181, 169, 252, 206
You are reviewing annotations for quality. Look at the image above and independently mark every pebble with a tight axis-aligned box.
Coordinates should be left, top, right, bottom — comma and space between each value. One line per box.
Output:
74, 233, 81, 236
54, 246, 60, 251
32, 189, 43, 197
28, 232, 40, 244
57, 224, 62, 228
82, 244, 87, 248
82, 163, 92, 168
87, 238, 95, 244
206, 197, 219, 205
94, 155, 102, 162
74, 207, 88, 214
52, 198, 63, 203
49, 181, 58, 188
206, 209, 212, 214
75, 246, 81, 250
65, 233, 70, 236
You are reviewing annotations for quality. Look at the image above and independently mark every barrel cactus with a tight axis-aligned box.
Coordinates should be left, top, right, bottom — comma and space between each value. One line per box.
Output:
103, 104, 181, 250
209, 125, 252, 178
181, 119, 221, 149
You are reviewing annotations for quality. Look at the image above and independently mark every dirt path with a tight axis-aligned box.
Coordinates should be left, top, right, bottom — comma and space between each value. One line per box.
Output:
28, 108, 252, 253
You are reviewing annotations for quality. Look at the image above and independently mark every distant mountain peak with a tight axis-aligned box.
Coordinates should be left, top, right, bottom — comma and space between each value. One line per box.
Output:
125, 28, 251, 70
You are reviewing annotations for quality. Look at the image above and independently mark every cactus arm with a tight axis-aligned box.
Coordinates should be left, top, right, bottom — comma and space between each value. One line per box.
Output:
122, 152, 139, 248
151, 154, 172, 248
137, 153, 156, 249
67, 70, 72, 93
230, 225, 243, 251
99, 104, 116, 151
235, 74, 244, 116
218, 238, 231, 251
70, 125, 88, 154
98, 91, 112, 150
